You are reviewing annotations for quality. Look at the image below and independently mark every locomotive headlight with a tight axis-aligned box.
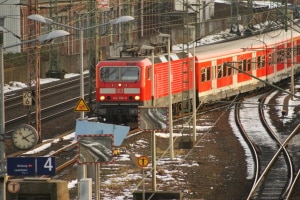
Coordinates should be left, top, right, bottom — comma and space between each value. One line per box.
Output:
134, 95, 140, 100
118, 83, 122, 87
100, 96, 105, 101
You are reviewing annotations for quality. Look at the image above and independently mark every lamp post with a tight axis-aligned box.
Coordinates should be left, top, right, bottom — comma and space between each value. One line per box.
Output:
191, 28, 196, 144
158, 33, 174, 160
28, 14, 135, 120
0, 29, 70, 200
185, 24, 197, 144
290, 13, 295, 100
141, 44, 157, 191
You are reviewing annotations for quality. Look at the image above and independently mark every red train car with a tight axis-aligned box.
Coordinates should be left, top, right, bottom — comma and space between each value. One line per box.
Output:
95, 29, 300, 124
95, 52, 193, 124
194, 29, 300, 103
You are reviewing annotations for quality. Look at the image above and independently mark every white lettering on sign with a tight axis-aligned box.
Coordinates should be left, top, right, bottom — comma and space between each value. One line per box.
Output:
23, 91, 32, 106
44, 157, 54, 171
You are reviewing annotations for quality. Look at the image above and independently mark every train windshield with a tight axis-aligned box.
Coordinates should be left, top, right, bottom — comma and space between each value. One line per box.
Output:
100, 66, 140, 82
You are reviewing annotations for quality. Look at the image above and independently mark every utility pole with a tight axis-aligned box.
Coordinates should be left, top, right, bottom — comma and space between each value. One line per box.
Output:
0, 44, 6, 200
88, 0, 98, 115
230, 0, 240, 35
181, 0, 193, 149
27, 0, 41, 139
47, 0, 62, 78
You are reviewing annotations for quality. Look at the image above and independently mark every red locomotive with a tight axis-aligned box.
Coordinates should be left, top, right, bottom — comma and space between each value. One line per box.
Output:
95, 29, 300, 124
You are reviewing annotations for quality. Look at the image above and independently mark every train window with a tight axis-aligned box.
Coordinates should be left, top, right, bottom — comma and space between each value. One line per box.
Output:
238, 61, 242, 73
277, 49, 285, 63
243, 60, 247, 71
222, 63, 227, 77
247, 59, 251, 71
201, 67, 211, 81
207, 67, 211, 80
120, 67, 139, 81
268, 53, 272, 65
261, 55, 265, 68
257, 56, 262, 68
100, 67, 140, 81
287, 47, 291, 59
201, 69, 206, 81
101, 67, 118, 80
217, 65, 222, 78
227, 64, 232, 76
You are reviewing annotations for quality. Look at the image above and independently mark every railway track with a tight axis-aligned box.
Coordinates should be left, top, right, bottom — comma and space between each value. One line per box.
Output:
235, 88, 300, 199
4, 74, 92, 132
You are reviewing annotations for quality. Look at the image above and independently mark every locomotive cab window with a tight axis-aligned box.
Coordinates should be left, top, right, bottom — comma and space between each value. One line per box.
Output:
100, 66, 140, 81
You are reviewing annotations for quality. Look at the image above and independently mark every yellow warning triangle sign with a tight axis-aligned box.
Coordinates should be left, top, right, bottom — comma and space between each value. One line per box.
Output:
74, 98, 90, 112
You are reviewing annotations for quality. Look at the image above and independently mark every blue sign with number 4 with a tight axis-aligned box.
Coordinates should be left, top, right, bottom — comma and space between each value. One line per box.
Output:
7, 157, 56, 176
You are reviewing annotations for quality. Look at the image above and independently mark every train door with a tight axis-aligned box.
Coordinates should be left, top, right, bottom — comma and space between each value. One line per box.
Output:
236, 52, 252, 84
215, 57, 233, 88
255, 49, 268, 80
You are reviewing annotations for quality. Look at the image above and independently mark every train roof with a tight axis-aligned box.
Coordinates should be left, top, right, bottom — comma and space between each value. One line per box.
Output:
104, 57, 147, 62
192, 28, 300, 60
102, 51, 189, 64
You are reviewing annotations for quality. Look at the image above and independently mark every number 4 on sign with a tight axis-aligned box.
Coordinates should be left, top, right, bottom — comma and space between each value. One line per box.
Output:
74, 98, 90, 112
